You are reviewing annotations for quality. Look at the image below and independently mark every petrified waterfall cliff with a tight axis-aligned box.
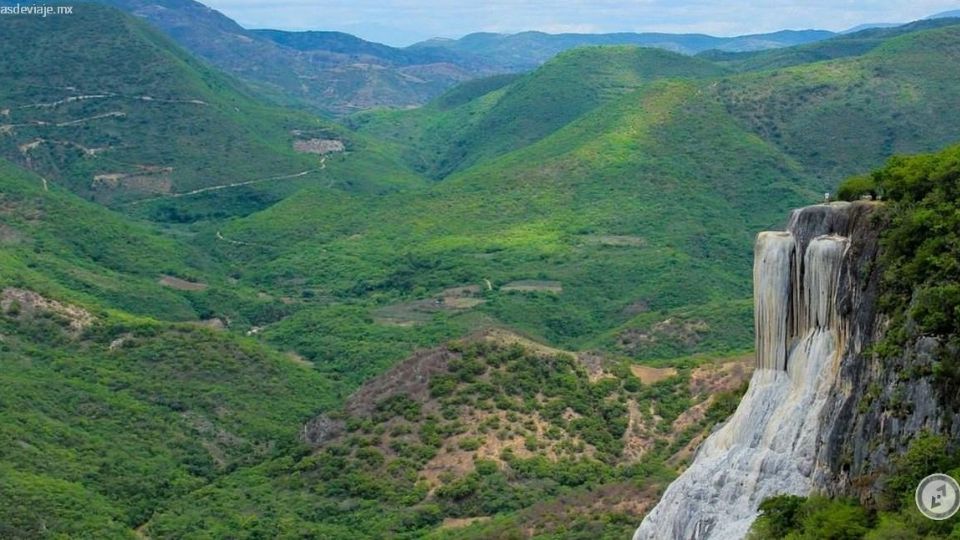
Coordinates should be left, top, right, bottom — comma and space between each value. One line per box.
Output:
632, 200, 956, 539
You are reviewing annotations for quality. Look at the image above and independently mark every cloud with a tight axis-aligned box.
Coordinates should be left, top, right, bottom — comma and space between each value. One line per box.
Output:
201, 0, 960, 46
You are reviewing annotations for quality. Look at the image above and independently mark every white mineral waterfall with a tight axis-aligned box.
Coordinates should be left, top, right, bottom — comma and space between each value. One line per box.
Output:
633, 206, 850, 540
754, 232, 794, 371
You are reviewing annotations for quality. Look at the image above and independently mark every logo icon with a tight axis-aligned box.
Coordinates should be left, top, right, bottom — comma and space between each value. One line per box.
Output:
916, 473, 960, 520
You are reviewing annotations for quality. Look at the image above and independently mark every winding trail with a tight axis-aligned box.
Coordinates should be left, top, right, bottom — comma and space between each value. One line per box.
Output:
19, 93, 208, 109
125, 157, 325, 206
215, 230, 270, 248
55, 111, 126, 126
168, 168, 318, 198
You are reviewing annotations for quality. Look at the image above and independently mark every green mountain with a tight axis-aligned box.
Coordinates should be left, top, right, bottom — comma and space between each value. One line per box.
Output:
715, 23, 960, 180
0, 3, 420, 216
357, 19, 960, 184
699, 17, 960, 72
350, 47, 728, 178
206, 21, 960, 389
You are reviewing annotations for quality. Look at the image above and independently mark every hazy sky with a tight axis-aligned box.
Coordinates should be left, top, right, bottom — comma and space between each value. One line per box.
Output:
202, 0, 960, 46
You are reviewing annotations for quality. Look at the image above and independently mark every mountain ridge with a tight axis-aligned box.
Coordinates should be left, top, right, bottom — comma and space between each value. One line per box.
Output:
89, 0, 839, 114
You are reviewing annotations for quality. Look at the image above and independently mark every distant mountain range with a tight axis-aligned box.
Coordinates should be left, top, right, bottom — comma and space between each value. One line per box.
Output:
839, 8, 960, 34
929, 8, 960, 19
409, 29, 836, 71
90, 0, 497, 116
83, 0, 834, 115
64, 1, 960, 116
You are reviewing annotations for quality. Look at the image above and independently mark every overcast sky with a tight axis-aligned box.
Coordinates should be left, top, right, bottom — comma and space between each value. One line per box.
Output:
201, 0, 960, 46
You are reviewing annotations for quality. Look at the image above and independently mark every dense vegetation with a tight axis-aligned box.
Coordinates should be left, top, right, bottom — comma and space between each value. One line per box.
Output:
0, 291, 341, 537
350, 47, 727, 178
209, 21, 960, 390
749, 434, 960, 539
839, 144, 960, 391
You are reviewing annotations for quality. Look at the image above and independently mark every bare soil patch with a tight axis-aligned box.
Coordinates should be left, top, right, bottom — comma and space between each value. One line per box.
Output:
293, 138, 345, 155
286, 351, 314, 368
689, 355, 753, 396
501, 280, 562, 293
1, 288, 94, 333
373, 284, 486, 326
159, 275, 208, 291
196, 318, 226, 331
617, 317, 710, 353
630, 365, 678, 384
92, 166, 173, 191
582, 234, 647, 247
440, 517, 491, 529
0, 223, 23, 245
483, 328, 575, 359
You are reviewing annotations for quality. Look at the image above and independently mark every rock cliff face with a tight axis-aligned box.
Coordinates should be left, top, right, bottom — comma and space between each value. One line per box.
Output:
812, 211, 960, 503
633, 200, 960, 539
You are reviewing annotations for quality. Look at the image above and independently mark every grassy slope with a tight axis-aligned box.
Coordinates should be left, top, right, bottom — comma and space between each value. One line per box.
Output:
350, 47, 728, 178
0, 313, 340, 537
0, 4, 422, 214
0, 158, 204, 319
0, 156, 319, 329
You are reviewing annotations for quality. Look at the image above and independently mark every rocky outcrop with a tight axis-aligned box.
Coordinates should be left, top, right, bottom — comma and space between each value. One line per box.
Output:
632, 201, 945, 539
1, 287, 95, 334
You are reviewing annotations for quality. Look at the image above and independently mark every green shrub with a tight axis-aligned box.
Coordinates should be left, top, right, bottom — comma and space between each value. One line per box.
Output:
750, 495, 871, 540
458, 437, 484, 451
837, 174, 879, 201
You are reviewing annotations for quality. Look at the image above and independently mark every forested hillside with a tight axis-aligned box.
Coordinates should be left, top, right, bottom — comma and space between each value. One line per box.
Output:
0, 158, 344, 537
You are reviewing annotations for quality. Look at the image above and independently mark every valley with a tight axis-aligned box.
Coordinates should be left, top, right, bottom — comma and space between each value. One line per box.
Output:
2, 2, 960, 538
